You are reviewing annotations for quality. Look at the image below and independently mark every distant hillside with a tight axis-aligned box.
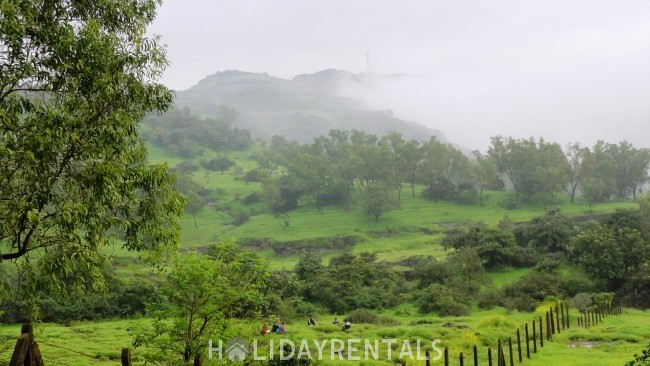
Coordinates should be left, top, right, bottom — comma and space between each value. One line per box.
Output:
174, 69, 445, 143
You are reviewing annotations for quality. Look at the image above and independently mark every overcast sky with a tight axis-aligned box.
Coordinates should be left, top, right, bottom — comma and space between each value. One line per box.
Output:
149, 0, 650, 151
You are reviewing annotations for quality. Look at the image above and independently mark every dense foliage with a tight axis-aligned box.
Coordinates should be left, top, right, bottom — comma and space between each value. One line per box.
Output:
297, 252, 405, 313
142, 106, 253, 157
226, 128, 650, 221
0, 0, 183, 309
135, 241, 269, 364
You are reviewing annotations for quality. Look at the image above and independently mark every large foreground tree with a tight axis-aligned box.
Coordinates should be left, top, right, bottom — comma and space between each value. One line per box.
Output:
0, 1, 183, 292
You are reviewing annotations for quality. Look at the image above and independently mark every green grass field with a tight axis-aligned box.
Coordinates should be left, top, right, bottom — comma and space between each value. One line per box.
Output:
97, 142, 640, 281
2, 144, 643, 365
1, 308, 648, 365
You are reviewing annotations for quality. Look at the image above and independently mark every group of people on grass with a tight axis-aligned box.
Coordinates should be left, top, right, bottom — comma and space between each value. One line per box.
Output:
261, 316, 351, 335
261, 322, 286, 335
332, 317, 352, 331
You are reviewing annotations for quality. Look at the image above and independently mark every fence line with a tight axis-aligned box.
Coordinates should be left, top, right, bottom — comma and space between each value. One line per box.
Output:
5, 301, 625, 366
426, 301, 623, 366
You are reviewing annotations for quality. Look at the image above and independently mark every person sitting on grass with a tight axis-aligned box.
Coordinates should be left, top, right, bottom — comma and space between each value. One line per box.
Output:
333, 318, 340, 325
261, 325, 269, 335
307, 316, 316, 326
271, 322, 280, 333
279, 322, 286, 333
342, 319, 351, 331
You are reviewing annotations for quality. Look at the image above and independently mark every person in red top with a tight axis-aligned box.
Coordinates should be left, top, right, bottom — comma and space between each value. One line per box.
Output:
261, 325, 268, 335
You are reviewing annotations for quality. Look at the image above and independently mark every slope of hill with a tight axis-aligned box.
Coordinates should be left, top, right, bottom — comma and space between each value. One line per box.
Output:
174, 69, 444, 143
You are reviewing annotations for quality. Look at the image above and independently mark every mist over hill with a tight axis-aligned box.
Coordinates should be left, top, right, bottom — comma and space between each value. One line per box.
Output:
174, 69, 446, 143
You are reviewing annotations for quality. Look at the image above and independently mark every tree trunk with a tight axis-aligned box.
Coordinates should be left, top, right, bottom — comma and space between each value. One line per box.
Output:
570, 184, 577, 202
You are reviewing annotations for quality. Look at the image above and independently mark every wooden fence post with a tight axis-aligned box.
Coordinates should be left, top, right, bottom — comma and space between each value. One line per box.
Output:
194, 353, 203, 366
516, 329, 522, 362
508, 337, 514, 366
566, 303, 570, 329
497, 340, 502, 366
525, 323, 530, 359
555, 304, 561, 334
10, 323, 44, 366
546, 312, 551, 341
444, 346, 449, 366
539, 316, 544, 348
488, 348, 493, 366
426, 350, 431, 366
121, 348, 132, 366
592, 310, 596, 326
460, 352, 464, 366
560, 302, 565, 329
532, 318, 537, 353
599, 306, 604, 322
550, 307, 555, 334
473, 345, 478, 366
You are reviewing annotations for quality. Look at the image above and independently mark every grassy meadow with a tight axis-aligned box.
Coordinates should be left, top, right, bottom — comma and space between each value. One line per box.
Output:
141, 142, 638, 273
1, 308, 648, 365
0, 144, 646, 366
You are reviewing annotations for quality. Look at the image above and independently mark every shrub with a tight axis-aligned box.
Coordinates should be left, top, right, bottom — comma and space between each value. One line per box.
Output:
245, 169, 266, 183
570, 293, 594, 313
534, 254, 562, 273
499, 195, 520, 210
477, 315, 520, 329
346, 309, 400, 326
232, 211, 250, 226
477, 288, 503, 310
438, 300, 471, 317
275, 297, 316, 320
416, 284, 470, 316
502, 272, 565, 312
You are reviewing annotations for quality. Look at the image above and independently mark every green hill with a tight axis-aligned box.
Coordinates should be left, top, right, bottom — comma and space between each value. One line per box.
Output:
174, 69, 444, 143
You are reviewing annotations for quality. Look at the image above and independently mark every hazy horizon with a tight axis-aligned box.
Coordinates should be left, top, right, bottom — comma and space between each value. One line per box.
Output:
149, 0, 650, 151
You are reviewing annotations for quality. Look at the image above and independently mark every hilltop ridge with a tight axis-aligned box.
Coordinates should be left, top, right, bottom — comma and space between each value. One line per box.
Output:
174, 69, 445, 143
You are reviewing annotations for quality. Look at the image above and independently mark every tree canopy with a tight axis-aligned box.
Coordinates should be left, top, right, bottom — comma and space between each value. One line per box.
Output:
0, 0, 183, 294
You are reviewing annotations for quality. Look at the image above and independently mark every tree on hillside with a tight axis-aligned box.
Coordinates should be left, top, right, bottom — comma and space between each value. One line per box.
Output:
525, 209, 575, 253
588, 141, 618, 200
351, 130, 392, 190
362, 182, 399, 222
201, 156, 234, 174
565, 143, 589, 202
472, 151, 498, 205
442, 221, 525, 269
308, 253, 404, 313
639, 191, 650, 232
446, 247, 490, 296
136, 242, 267, 364
401, 139, 423, 198
295, 251, 323, 281
382, 132, 408, 200
573, 225, 649, 291
184, 192, 204, 229
174, 175, 209, 228
487, 136, 509, 191
0, 0, 183, 297
535, 139, 570, 208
